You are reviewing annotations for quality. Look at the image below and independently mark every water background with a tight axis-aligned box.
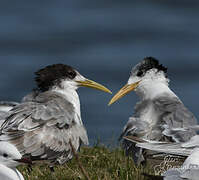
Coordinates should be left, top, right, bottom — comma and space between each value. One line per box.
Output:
0, 0, 199, 145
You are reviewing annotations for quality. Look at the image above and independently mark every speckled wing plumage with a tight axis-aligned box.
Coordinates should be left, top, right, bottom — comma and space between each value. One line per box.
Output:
120, 95, 197, 164
136, 138, 199, 157
0, 101, 19, 126
119, 116, 149, 164
0, 91, 88, 165
119, 99, 161, 164
136, 141, 192, 157
154, 95, 197, 142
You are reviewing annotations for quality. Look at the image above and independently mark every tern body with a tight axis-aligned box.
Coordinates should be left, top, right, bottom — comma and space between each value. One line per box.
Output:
0, 64, 111, 165
109, 57, 197, 164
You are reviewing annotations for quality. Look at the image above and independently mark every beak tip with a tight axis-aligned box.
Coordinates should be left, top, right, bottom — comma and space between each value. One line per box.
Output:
108, 91, 112, 94
108, 101, 113, 106
108, 81, 140, 106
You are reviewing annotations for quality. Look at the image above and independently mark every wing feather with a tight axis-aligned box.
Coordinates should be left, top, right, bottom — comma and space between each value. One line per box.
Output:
120, 95, 197, 165
0, 92, 88, 164
153, 95, 197, 142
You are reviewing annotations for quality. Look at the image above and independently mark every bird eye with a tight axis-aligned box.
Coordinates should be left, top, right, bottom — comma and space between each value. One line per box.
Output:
3, 153, 8, 158
137, 71, 143, 77
68, 71, 76, 79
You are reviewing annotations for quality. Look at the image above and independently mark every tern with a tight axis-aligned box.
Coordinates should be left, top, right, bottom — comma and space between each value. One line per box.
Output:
0, 64, 111, 165
0, 141, 31, 180
109, 57, 197, 164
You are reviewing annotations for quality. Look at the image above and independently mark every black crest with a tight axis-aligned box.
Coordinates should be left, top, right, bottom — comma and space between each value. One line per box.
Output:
35, 64, 77, 92
136, 57, 167, 77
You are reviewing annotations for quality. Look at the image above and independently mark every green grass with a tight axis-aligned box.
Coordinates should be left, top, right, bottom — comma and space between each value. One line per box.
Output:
18, 145, 154, 180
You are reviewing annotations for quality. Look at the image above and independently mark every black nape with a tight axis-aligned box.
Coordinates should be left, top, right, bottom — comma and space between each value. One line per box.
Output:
136, 57, 167, 77
35, 64, 77, 92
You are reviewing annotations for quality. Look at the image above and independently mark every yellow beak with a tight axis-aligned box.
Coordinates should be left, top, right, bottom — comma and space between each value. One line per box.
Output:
77, 79, 112, 94
108, 81, 140, 105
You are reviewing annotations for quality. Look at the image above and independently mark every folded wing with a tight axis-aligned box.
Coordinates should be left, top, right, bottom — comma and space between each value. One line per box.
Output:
0, 92, 88, 164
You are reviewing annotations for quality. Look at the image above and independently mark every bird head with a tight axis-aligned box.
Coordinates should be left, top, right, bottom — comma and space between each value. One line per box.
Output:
35, 64, 112, 94
109, 57, 168, 105
0, 142, 32, 168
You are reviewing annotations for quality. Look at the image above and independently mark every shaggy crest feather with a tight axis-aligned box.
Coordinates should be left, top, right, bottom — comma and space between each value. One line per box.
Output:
35, 64, 77, 92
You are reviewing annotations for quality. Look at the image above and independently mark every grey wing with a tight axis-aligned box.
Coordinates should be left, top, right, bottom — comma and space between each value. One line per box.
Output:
136, 141, 191, 157
119, 117, 149, 140
181, 135, 199, 148
119, 117, 149, 164
154, 95, 197, 142
0, 93, 88, 164
136, 135, 199, 157
0, 101, 19, 126
119, 100, 152, 140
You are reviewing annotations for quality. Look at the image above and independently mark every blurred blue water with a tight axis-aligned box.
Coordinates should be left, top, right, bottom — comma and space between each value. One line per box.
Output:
0, 0, 199, 145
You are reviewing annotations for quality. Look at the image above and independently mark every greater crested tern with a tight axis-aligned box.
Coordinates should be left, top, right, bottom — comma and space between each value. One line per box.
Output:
0, 64, 111, 165
137, 135, 199, 180
109, 57, 197, 164
0, 141, 31, 180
